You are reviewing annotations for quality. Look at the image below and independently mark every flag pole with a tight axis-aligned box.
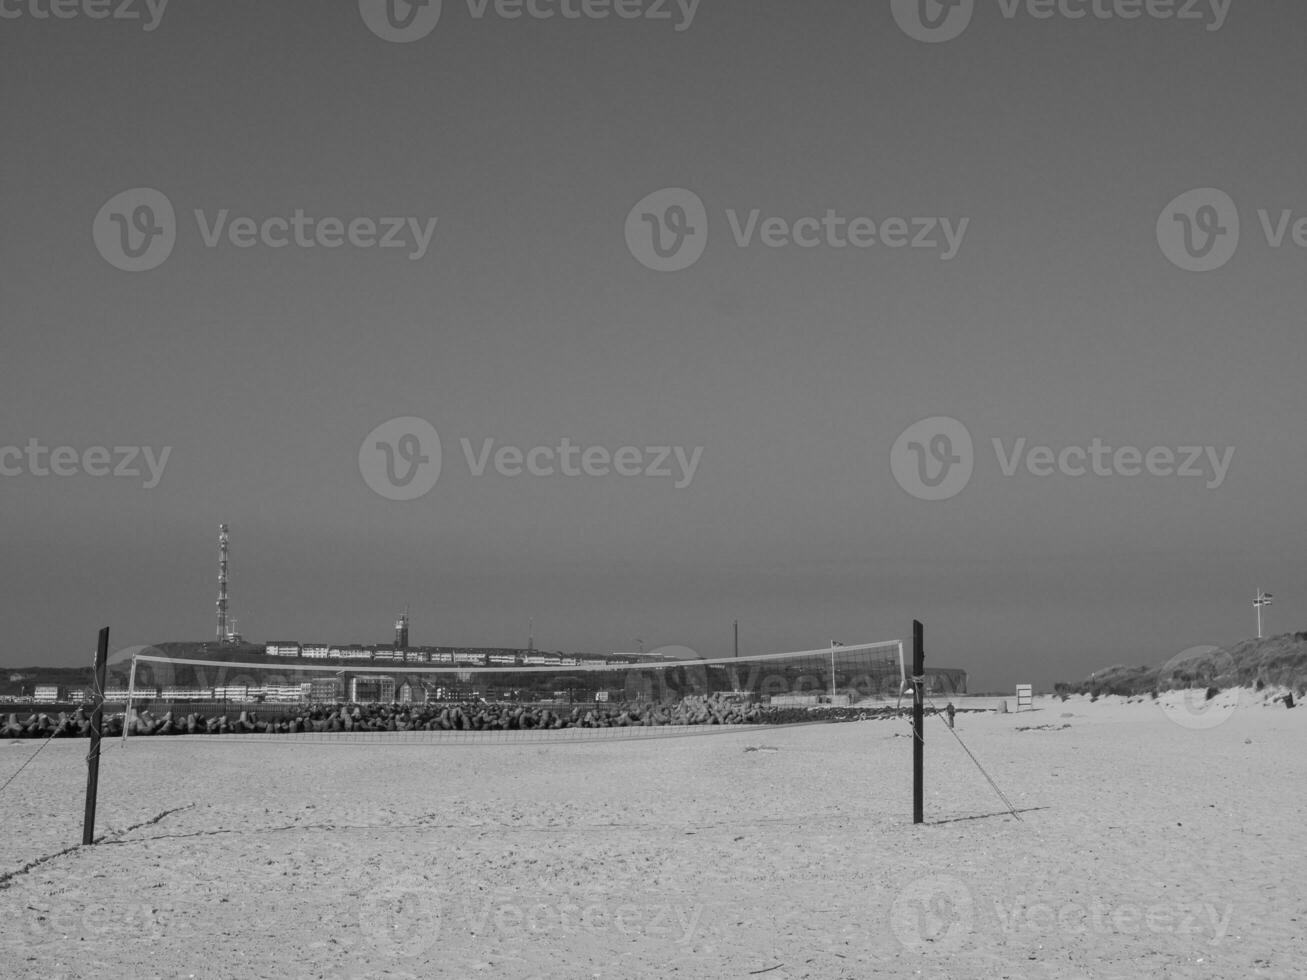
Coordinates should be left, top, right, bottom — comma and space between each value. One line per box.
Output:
1254, 588, 1273, 639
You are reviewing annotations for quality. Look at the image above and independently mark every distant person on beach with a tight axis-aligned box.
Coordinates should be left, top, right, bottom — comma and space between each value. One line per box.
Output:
945, 702, 956, 728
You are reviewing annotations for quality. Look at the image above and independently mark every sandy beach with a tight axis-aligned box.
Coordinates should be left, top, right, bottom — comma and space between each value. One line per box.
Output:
1, 693, 1304, 980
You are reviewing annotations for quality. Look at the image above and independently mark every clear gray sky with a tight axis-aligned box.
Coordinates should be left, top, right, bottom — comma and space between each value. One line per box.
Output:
2, 0, 1303, 689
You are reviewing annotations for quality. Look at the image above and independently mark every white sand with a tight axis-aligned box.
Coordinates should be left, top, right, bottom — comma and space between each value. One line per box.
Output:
1, 693, 1304, 979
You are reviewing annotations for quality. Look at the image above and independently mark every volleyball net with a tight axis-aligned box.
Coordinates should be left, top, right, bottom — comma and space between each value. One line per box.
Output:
108, 639, 910, 743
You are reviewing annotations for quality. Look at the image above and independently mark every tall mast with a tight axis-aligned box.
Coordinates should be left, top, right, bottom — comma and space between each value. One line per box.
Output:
216, 523, 230, 642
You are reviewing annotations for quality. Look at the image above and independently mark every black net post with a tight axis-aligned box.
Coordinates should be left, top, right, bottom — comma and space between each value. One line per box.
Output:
82, 626, 109, 846
912, 619, 924, 825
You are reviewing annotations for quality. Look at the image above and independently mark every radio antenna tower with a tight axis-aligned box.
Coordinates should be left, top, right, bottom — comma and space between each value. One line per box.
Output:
216, 523, 230, 642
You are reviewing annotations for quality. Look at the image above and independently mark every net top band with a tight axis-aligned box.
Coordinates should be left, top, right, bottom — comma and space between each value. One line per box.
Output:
129, 639, 903, 675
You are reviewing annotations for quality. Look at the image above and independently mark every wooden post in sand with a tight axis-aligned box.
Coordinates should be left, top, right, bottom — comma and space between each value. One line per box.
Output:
912, 620, 924, 825
83, 626, 109, 846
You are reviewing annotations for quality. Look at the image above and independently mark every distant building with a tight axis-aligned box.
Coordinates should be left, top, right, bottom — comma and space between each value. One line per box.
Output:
34, 685, 61, 703
431, 686, 479, 702
104, 687, 152, 701
308, 677, 343, 703
397, 681, 425, 704
162, 686, 214, 701
524, 654, 562, 666
350, 676, 396, 704
262, 685, 306, 703
248, 640, 595, 669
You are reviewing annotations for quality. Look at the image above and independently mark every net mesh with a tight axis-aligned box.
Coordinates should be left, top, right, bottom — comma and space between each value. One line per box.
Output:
113, 641, 906, 744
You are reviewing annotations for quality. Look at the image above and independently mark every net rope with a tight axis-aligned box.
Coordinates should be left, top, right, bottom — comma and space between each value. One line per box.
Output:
0, 652, 121, 799
0, 728, 60, 798
906, 675, 1023, 821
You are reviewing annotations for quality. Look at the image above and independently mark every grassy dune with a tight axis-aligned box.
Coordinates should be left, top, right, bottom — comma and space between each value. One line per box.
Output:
1056, 631, 1307, 699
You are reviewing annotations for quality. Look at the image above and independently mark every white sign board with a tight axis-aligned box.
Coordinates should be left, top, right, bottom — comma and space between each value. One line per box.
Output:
1015, 684, 1033, 712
